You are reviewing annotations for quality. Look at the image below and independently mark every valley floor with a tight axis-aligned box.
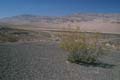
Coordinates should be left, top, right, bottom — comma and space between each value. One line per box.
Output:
0, 42, 120, 80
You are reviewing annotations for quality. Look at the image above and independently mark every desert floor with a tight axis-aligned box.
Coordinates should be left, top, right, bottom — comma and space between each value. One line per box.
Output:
0, 41, 120, 80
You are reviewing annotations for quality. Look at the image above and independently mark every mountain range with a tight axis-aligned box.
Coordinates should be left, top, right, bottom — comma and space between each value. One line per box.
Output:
0, 13, 120, 34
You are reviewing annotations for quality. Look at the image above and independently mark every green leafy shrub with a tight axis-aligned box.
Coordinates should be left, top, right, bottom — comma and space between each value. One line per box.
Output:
60, 31, 105, 64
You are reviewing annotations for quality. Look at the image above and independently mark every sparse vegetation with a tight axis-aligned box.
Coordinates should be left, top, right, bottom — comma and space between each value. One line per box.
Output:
0, 34, 18, 42
0, 26, 52, 43
59, 30, 106, 64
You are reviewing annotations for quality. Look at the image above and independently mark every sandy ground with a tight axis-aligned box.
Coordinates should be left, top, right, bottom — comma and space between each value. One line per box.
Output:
0, 42, 120, 80
6, 20, 120, 34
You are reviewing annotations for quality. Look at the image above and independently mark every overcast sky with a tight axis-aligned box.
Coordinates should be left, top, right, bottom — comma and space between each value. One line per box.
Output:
0, 0, 120, 18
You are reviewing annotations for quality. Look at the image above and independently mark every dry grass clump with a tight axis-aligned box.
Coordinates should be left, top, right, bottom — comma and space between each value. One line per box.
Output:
59, 30, 105, 64
0, 33, 18, 42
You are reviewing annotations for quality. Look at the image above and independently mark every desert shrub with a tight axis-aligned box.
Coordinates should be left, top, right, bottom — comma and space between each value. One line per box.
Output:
60, 31, 105, 64
0, 34, 18, 42
6, 36, 18, 42
40, 31, 51, 38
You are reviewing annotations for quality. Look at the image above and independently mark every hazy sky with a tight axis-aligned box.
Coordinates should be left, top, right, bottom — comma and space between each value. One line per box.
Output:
0, 0, 120, 18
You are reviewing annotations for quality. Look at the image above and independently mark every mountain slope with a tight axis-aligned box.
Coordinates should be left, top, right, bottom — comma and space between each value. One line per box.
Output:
0, 14, 120, 34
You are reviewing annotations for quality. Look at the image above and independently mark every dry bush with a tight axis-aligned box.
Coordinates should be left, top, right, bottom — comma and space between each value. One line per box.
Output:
0, 33, 18, 42
59, 30, 105, 64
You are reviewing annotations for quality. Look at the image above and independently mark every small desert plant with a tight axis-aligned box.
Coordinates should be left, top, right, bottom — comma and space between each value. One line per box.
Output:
0, 34, 18, 42
60, 30, 105, 64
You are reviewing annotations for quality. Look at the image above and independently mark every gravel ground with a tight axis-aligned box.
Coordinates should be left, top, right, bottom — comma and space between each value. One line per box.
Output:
0, 42, 120, 80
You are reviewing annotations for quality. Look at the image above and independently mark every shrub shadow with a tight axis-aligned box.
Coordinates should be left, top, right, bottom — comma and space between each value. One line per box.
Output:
78, 62, 116, 69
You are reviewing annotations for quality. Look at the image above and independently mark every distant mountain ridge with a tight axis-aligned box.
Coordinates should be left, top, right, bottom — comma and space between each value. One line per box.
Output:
0, 13, 120, 34
1, 13, 120, 23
